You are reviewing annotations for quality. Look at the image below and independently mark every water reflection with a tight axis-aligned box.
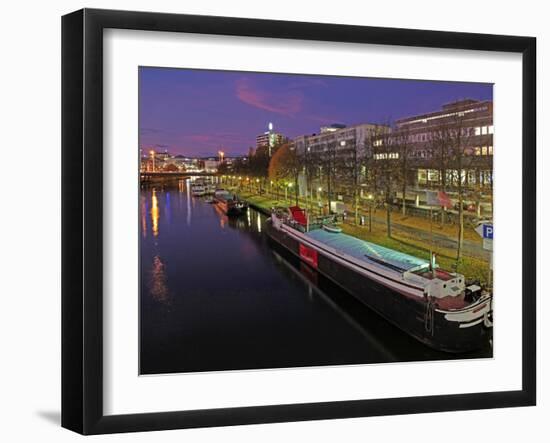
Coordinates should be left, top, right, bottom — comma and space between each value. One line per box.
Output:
164, 192, 171, 225
271, 250, 396, 361
141, 195, 147, 238
139, 181, 490, 375
213, 203, 227, 229
256, 212, 262, 233
151, 188, 159, 237
149, 255, 170, 304
185, 179, 191, 226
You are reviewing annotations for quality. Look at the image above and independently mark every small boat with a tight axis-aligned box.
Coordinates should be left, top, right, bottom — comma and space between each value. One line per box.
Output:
190, 183, 206, 196
205, 184, 216, 195
213, 189, 248, 216
265, 205, 493, 353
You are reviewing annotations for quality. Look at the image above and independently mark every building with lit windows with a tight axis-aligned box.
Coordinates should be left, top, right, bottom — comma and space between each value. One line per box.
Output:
293, 122, 387, 159
291, 99, 493, 198
391, 99, 494, 189
293, 122, 389, 197
256, 122, 288, 156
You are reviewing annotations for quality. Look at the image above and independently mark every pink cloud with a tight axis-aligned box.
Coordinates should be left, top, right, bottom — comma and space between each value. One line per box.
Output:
235, 78, 303, 116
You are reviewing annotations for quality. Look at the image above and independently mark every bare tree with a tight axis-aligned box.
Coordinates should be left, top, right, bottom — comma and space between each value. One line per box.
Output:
395, 126, 412, 217
429, 123, 453, 225
337, 138, 362, 224
431, 115, 474, 263
369, 125, 397, 237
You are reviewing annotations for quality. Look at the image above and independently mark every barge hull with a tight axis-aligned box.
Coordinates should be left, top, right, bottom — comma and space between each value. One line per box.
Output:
266, 220, 491, 353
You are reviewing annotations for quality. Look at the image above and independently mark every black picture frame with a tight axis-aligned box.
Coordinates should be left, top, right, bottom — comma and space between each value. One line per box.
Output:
62, 8, 536, 435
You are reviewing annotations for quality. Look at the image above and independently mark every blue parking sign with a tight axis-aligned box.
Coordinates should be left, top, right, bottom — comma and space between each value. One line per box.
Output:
483, 224, 493, 239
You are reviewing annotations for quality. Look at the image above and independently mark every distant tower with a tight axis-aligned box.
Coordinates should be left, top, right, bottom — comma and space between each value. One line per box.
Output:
268, 122, 274, 157
256, 122, 286, 156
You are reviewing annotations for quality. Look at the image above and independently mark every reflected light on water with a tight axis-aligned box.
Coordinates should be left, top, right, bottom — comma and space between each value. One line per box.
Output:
213, 203, 227, 228
151, 189, 160, 237
164, 192, 171, 224
186, 179, 191, 226
256, 213, 262, 233
150, 255, 169, 304
141, 196, 147, 238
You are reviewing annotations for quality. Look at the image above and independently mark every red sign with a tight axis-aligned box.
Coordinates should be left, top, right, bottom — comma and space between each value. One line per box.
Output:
299, 244, 318, 268
426, 190, 452, 209
437, 191, 453, 209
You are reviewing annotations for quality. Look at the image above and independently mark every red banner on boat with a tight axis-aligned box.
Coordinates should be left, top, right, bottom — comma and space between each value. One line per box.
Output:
299, 244, 318, 268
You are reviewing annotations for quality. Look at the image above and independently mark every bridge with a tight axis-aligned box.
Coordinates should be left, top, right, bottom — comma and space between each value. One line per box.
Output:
140, 171, 218, 181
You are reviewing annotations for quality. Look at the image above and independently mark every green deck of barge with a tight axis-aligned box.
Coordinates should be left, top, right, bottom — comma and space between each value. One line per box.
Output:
306, 228, 429, 272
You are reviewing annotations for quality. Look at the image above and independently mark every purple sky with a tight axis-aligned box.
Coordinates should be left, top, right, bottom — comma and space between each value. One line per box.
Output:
139, 67, 493, 157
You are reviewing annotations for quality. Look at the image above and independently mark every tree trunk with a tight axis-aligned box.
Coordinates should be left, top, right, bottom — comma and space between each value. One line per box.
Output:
456, 167, 464, 266
354, 192, 359, 225
295, 174, 299, 206
457, 196, 464, 263
386, 203, 391, 238
440, 169, 446, 225
327, 170, 332, 215
401, 182, 407, 216
386, 187, 392, 238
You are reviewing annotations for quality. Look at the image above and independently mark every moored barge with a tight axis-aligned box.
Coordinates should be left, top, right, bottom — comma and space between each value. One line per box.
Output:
213, 189, 248, 216
265, 206, 493, 353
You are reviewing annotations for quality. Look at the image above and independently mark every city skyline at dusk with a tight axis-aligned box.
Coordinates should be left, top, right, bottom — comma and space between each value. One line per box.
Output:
139, 67, 493, 157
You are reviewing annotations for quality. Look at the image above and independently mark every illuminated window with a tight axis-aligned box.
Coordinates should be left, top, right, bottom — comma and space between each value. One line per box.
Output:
482, 146, 487, 155
488, 146, 493, 155
475, 127, 481, 136
488, 125, 494, 134
418, 170, 427, 184
475, 147, 481, 155
481, 126, 488, 135
428, 170, 440, 182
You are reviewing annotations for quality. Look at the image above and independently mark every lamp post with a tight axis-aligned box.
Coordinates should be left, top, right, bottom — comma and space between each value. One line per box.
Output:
367, 194, 374, 232
289, 181, 295, 205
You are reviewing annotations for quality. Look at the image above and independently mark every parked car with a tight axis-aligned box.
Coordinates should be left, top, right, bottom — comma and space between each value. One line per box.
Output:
454, 202, 477, 212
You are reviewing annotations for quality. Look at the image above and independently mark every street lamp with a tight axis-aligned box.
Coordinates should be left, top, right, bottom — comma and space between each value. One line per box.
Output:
285, 182, 293, 203
367, 193, 374, 232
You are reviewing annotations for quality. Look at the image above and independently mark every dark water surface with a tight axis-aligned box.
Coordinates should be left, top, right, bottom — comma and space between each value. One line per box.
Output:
140, 179, 490, 374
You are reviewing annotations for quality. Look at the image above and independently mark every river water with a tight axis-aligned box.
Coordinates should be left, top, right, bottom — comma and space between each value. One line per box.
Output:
140, 178, 490, 374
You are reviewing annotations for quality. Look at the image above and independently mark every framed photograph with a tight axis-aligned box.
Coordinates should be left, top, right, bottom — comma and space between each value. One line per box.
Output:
62, 8, 536, 435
